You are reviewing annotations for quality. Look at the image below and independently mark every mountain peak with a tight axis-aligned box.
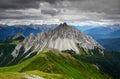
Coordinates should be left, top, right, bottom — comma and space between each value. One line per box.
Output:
11, 23, 104, 61
14, 32, 25, 38
3, 32, 25, 42
59, 22, 68, 27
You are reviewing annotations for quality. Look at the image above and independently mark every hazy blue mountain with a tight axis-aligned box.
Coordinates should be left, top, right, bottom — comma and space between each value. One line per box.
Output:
74, 24, 120, 51
108, 30, 120, 38
0, 24, 57, 40
73, 25, 95, 32
85, 27, 113, 34
83, 27, 114, 39
75, 24, 120, 39
97, 38, 120, 51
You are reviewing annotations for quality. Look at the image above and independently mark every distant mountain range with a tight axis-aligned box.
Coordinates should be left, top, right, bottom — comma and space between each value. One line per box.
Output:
0, 24, 57, 40
74, 24, 120, 51
0, 24, 120, 51
74, 24, 120, 39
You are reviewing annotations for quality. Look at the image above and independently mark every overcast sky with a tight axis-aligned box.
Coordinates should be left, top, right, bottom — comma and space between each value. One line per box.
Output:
0, 0, 120, 25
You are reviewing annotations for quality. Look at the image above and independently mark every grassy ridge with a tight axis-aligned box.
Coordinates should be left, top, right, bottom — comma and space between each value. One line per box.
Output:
0, 51, 113, 79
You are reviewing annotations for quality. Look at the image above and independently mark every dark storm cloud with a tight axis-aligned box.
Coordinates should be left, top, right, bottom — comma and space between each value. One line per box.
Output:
0, 9, 45, 19
0, 0, 120, 14
61, 0, 120, 23
0, 0, 38, 9
41, 9, 60, 16
0, 0, 64, 9
0, 15, 44, 19
67, 0, 120, 15
0, 0, 120, 25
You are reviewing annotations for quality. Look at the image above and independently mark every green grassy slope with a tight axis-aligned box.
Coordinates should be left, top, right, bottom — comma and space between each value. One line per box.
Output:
0, 50, 113, 79
0, 35, 25, 67
75, 50, 120, 79
0, 44, 15, 66
0, 40, 20, 67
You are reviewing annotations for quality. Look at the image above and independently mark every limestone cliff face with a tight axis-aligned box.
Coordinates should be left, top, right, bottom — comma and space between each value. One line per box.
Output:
46, 23, 103, 53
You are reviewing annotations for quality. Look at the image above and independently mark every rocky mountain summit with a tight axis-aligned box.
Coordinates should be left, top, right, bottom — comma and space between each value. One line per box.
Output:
10, 23, 103, 65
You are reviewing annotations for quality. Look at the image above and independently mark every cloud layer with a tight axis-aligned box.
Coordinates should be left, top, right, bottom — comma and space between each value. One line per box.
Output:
0, 0, 120, 25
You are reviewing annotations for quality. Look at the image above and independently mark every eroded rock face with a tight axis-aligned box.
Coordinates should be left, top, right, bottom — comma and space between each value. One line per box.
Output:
11, 23, 104, 64
46, 23, 103, 51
